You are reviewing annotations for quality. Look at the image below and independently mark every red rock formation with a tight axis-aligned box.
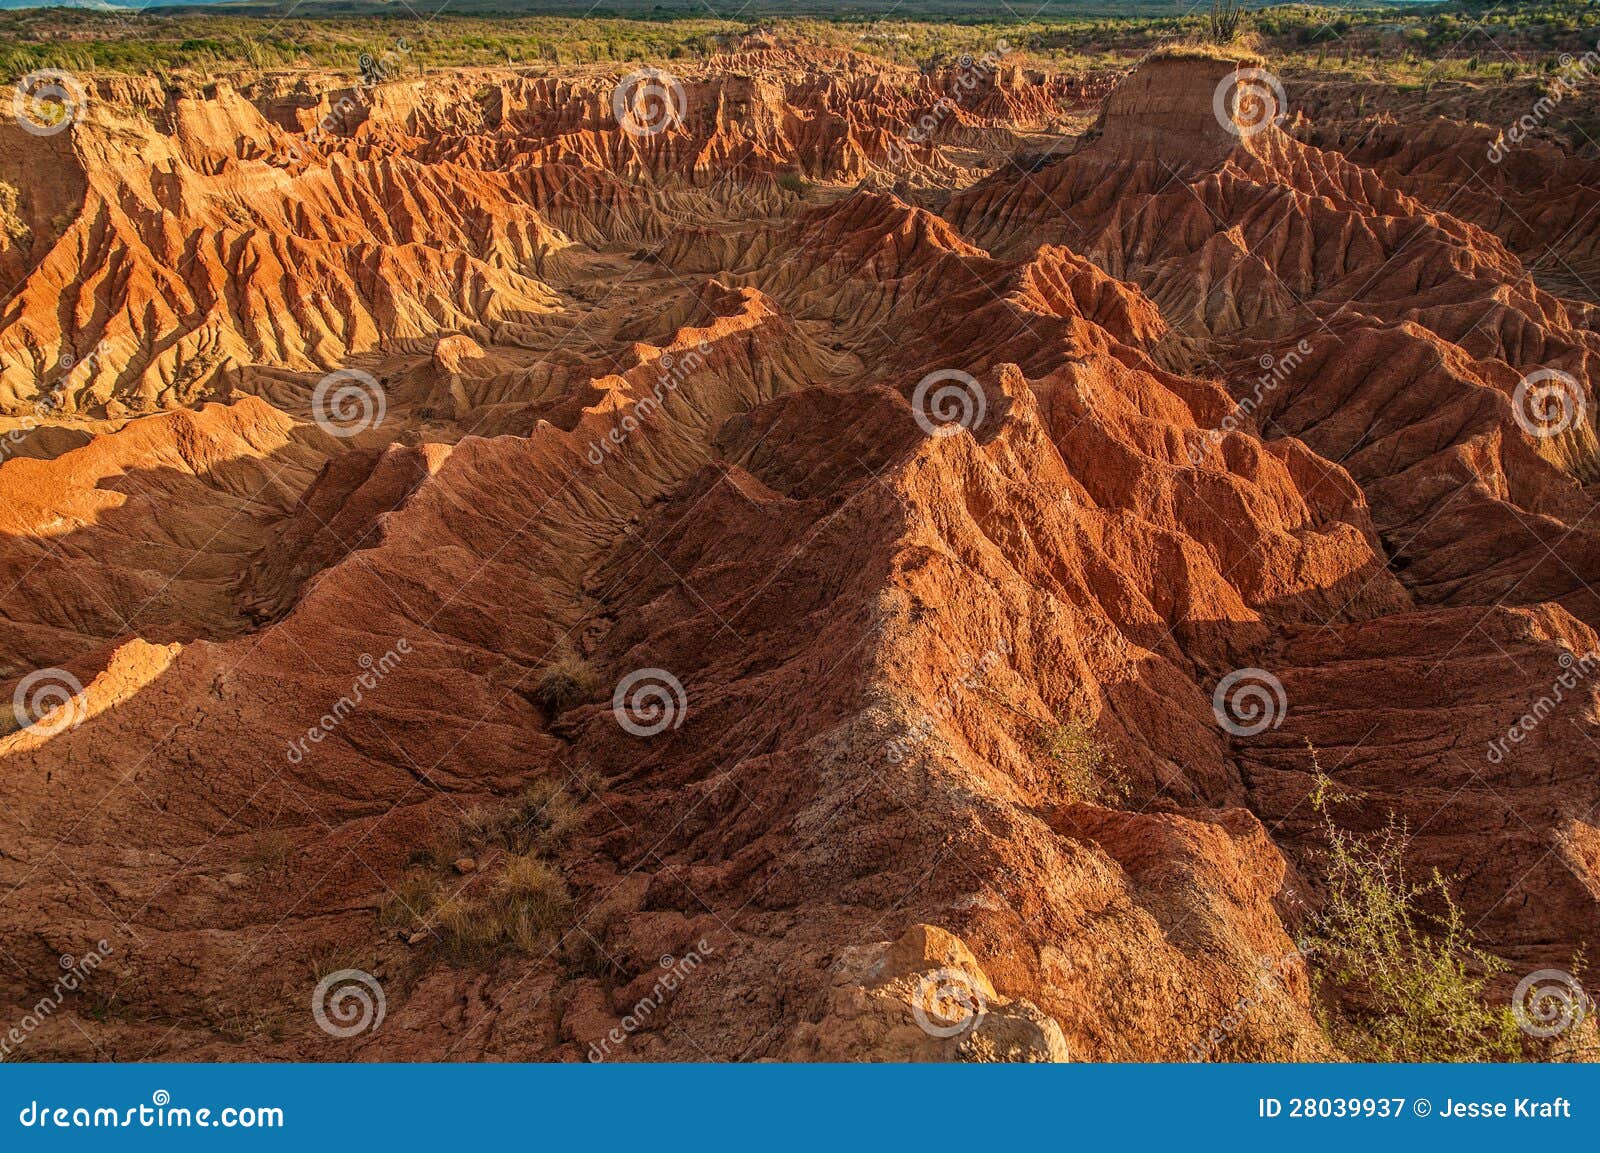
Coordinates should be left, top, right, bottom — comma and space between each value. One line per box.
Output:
0, 42, 1594, 1063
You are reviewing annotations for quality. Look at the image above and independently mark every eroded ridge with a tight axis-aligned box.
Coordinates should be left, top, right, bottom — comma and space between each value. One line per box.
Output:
0, 38, 1596, 1062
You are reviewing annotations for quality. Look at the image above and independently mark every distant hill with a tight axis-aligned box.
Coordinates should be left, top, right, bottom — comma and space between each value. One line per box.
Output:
0, 0, 1434, 15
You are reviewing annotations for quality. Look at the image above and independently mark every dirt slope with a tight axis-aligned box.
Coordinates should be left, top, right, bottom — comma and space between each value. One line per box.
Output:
0, 41, 1595, 1061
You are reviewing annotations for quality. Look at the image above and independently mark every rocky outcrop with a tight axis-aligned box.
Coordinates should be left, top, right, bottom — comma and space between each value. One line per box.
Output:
0, 41, 1594, 1063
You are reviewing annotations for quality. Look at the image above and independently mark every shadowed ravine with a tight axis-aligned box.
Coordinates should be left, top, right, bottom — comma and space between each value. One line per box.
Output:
0, 36, 1597, 1062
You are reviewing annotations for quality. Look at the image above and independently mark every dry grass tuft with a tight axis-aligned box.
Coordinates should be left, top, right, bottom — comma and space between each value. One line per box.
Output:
240, 829, 296, 877
532, 652, 600, 713
382, 849, 573, 966
1148, 43, 1266, 65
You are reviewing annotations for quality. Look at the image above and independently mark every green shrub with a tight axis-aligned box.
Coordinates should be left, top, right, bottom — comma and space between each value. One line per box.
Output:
1306, 768, 1523, 1062
1206, 0, 1247, 44
1034, 711, 1128, 805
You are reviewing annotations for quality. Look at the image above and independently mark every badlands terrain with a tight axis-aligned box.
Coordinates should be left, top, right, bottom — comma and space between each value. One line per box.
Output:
1, 23, 1598, 1061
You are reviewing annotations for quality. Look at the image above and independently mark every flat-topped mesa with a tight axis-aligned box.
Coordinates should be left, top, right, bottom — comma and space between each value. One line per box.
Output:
1091, 51, 1278, 165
